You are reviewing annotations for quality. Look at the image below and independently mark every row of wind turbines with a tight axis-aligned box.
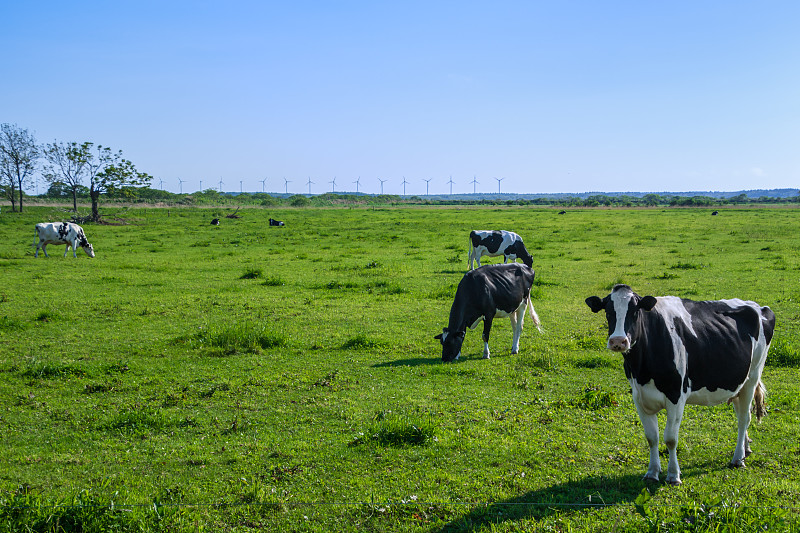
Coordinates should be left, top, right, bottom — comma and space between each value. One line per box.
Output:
164, 176, 509, 195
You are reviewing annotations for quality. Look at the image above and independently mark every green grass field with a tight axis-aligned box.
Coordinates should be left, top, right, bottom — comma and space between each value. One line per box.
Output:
0, 205, 798, 532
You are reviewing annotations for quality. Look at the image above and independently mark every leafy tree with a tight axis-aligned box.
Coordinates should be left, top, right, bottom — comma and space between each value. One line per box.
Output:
80, 143, 152, 221
0, 123, 39, 212
42, 142, 88, 212
43, 141, 151, 220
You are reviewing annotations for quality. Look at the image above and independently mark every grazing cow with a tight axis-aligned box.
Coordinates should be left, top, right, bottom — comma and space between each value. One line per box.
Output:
712, 211, 719, 215
558, 210, 567, 215
468, 230, 533, 270
435, 263, 541, 361
211, 218, 220, 225
34, 222, 95, 258
269, 218, 284, 226
585, 284, 775, 485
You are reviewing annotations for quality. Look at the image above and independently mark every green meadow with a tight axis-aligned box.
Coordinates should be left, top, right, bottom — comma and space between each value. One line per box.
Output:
0, 205, 798, 532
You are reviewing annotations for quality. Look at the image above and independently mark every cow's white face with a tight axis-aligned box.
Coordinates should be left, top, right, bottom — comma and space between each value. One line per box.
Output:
586, 285, 657, 353
83, 244, 95, 258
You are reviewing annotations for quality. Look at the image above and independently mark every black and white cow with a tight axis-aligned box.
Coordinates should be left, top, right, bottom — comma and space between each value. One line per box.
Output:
586, 284, 775, 485
269, 218, 285, 226
34, 222, 95, 258
435, 263, 541, 362
468, 230, 533, 270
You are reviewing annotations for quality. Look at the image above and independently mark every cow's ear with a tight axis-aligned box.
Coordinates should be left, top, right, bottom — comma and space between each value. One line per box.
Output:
585, 296, 605, 313
639, 296, 658, 311
434, 333, 443, 340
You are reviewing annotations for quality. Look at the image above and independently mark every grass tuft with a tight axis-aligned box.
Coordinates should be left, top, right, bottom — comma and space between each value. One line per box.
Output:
240, 268, 263, 279
342, 334, 383, 350
353, 412, 436, 447
192, 322, 288, 355
767, 339, 800, 367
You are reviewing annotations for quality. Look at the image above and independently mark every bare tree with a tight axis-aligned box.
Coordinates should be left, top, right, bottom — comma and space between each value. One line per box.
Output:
42, 141, 88, 212
0, 123, 39, 212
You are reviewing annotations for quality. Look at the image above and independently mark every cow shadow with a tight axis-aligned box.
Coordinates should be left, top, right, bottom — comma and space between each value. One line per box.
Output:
434, 473, 647, 532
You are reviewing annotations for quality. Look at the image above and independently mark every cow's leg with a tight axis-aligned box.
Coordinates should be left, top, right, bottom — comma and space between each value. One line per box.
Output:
510, 302, 526, 354
482, 316, 494, 358
635, 403, 661, 482
35, 242, 40, 258
664, 401, 686, 485
730, 385, 757, 467
70, 241, 78, 258
42, 243, 49, 257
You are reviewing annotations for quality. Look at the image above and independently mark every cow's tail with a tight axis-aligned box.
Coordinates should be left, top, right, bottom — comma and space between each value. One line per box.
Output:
754, 380, 767, 422
526, 294, 542, 332
467, 236, 474, 270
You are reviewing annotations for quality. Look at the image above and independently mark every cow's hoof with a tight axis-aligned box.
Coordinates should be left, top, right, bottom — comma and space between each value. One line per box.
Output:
482, 354, 490, 359
667, 478, 682, 486
643, 474, 659, 483
728, 460, 745, 469
511, 349, 519, 355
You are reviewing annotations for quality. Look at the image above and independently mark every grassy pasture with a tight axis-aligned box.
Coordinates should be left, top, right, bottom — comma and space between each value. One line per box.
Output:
0, 205, 798, 532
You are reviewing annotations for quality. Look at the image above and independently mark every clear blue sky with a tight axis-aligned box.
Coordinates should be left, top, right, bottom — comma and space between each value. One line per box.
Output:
4, 1, 799, 195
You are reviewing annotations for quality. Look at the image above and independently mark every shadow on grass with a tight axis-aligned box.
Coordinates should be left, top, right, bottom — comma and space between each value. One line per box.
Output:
372, 357, 441, 368
435, 473, 646, 532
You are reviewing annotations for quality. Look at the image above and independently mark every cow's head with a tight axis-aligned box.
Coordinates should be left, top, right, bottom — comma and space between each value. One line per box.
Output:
83, 243, 95, 258
521, 254, 533, 268
435, 328, 465, 362
585, 284, 656, 353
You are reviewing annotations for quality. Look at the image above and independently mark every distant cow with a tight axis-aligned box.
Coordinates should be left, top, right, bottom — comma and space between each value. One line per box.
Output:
468, 230, 533, 270
558, 210, 567, 215
586, 284, 775, 485
436, 263, 541, 361
211, 218, 220, 225
34, 222, 95, 258
712, 211, 719, 215
269, 218, 284, 226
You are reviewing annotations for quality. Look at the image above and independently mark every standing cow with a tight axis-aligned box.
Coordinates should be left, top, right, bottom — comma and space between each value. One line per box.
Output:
436, 263, 541, 362
468, 230, 533, 270
585, 284, 775, 485
34, 222, 95, 258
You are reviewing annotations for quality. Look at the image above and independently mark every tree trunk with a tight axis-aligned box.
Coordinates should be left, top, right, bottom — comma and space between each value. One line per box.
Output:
16, 179, 23, 212
9, 183, 17, 212
91, 190, 101, 221
72, 188, 78, 212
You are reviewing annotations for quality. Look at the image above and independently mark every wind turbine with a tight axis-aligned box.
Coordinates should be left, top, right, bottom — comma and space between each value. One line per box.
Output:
378, 178, 388, 195
306, 176, 314, 194
178, 178, 185, 194
495, 177, 505, 194
422, 178, 432, 195
471, 176, 479, 194
448, 176, 455, 195
218, 179, 224, 193
329, 176, 337, 193
401, 176, 409, 196
353, 176, 361, 193
259, 178, 267, 193
159, 178, 164, 190
200, 180, 203, 191
240, 180, 243, 194
284, 178, 291, 194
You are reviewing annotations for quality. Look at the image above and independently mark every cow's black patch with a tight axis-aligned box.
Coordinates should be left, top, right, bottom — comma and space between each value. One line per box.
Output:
471, 231, 504, 253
